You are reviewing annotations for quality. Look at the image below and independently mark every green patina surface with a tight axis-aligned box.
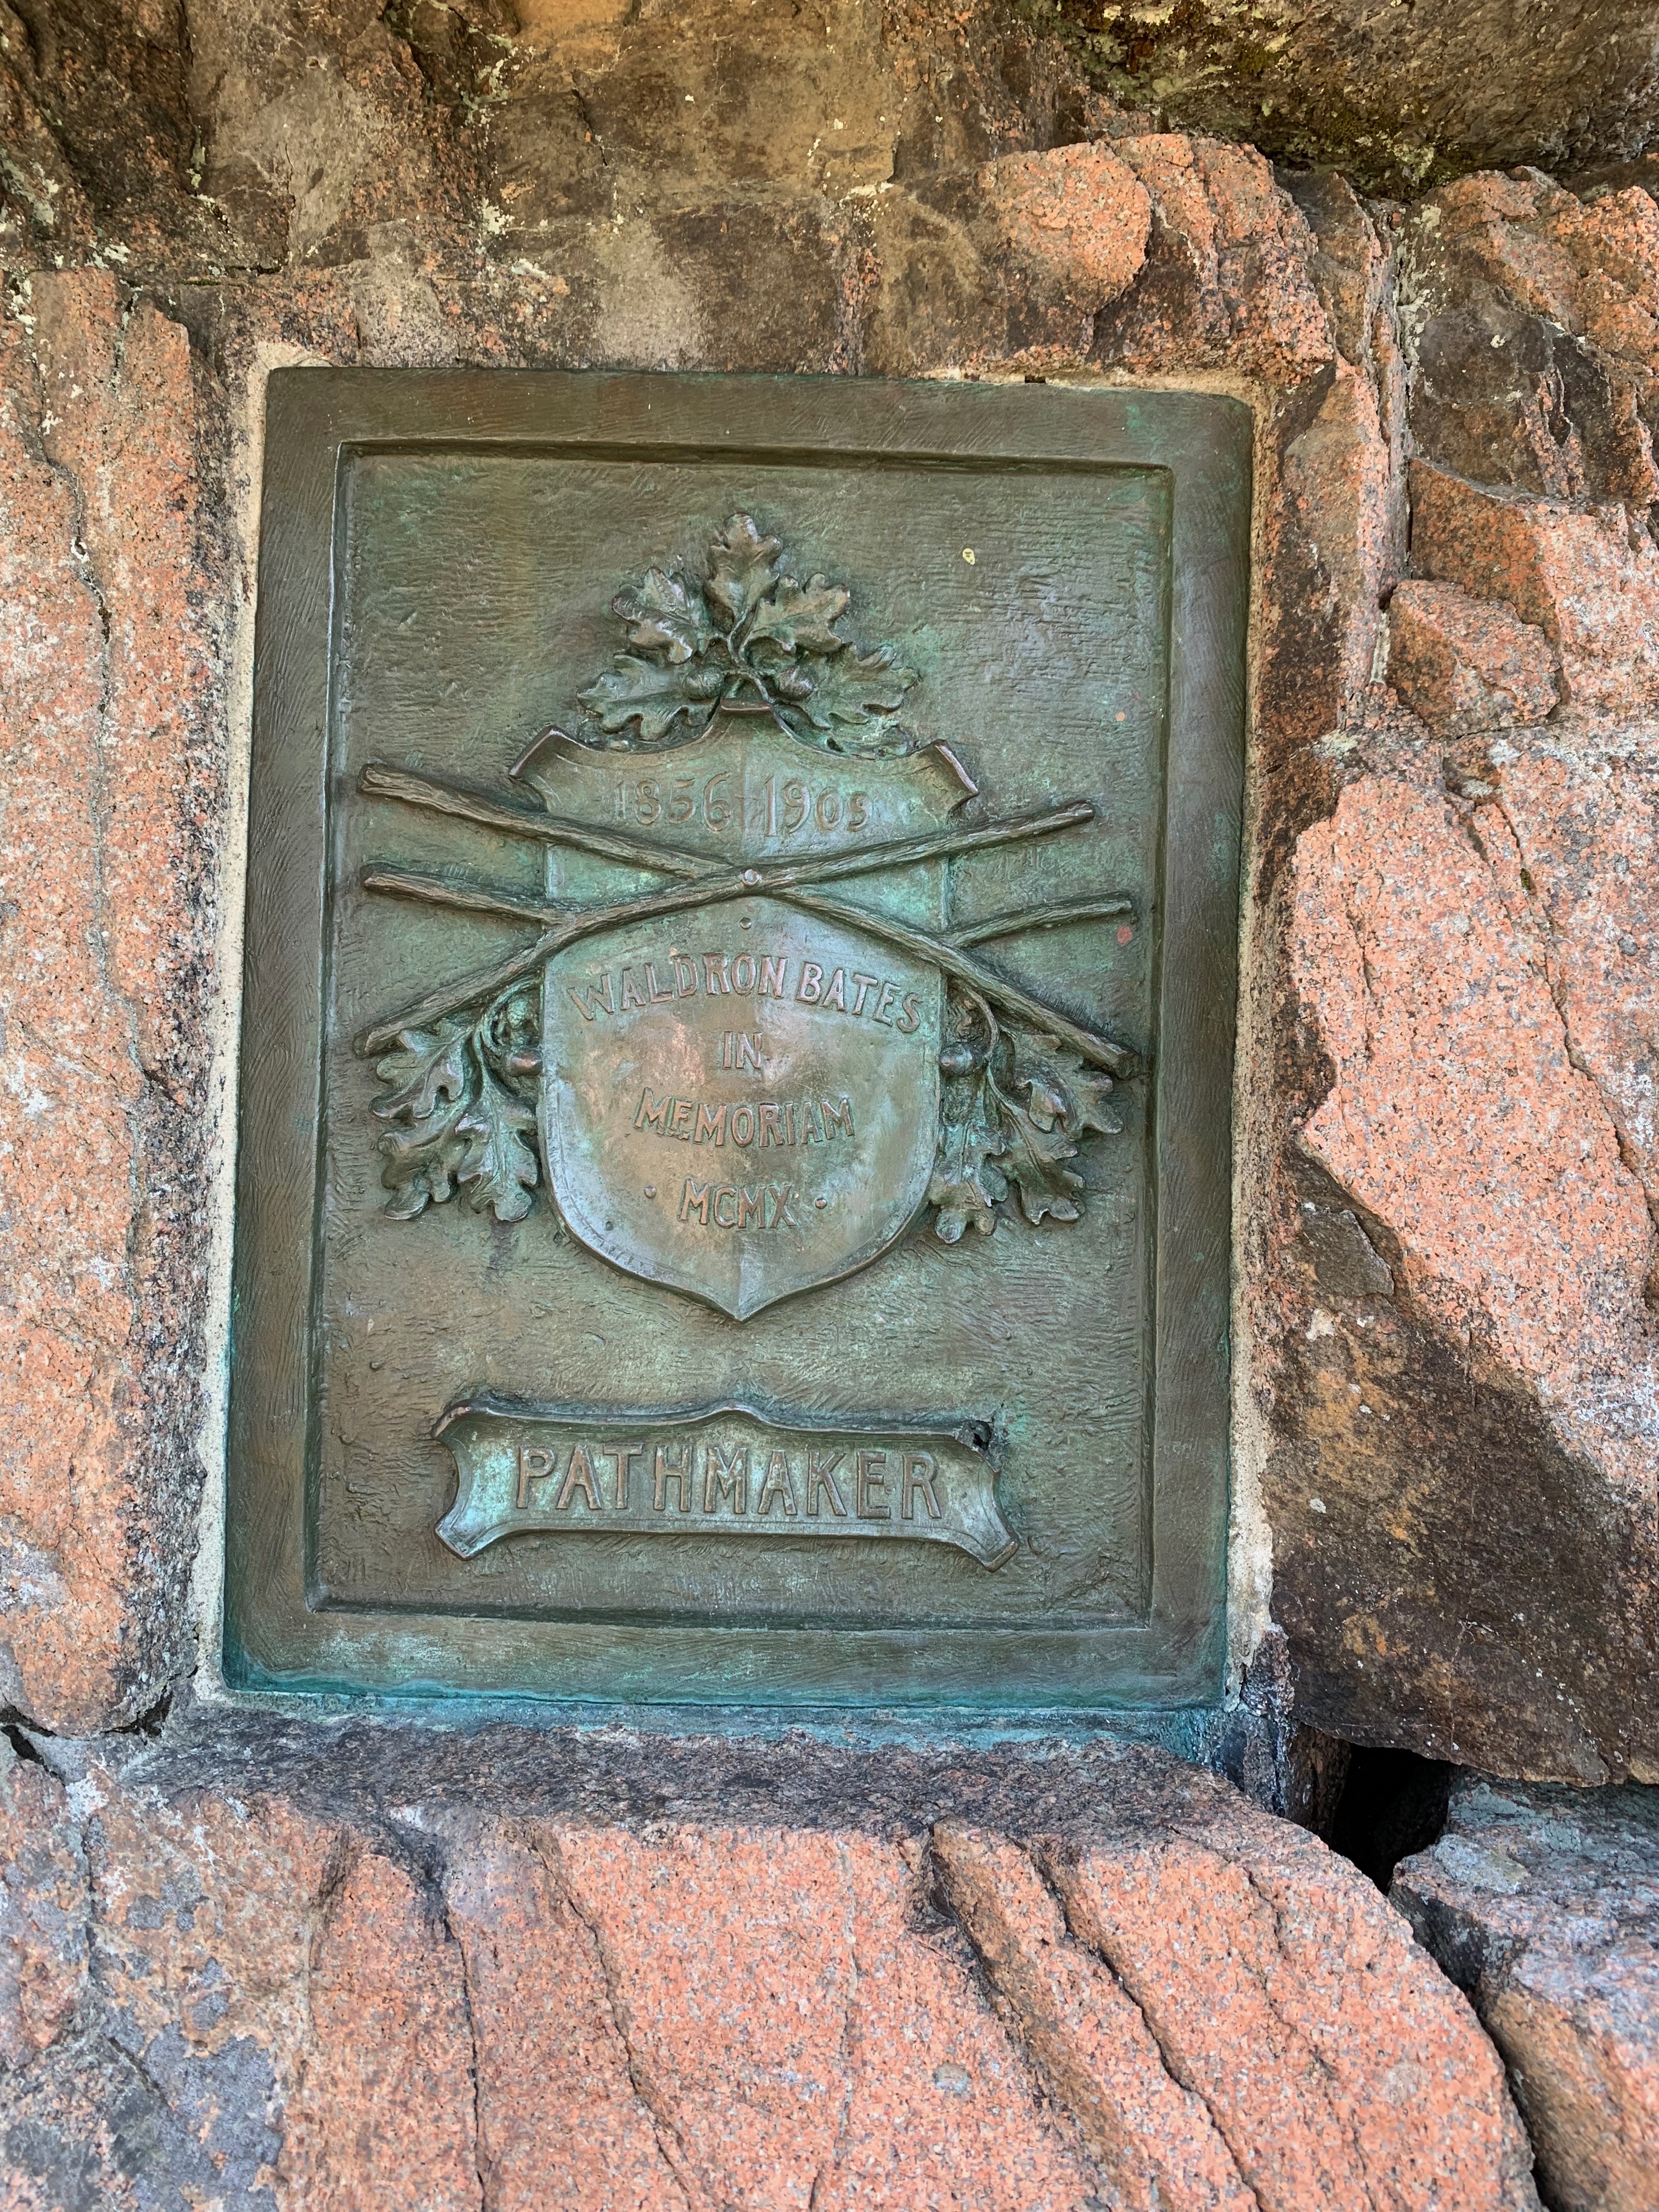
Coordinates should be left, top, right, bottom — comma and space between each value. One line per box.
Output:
225, 369, 1248, 1714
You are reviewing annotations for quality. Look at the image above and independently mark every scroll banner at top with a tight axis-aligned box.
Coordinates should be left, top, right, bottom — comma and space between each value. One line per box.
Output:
435, 1396, 1018, 1570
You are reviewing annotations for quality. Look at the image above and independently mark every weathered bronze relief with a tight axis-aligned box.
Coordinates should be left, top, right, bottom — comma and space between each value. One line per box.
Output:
357, 512, 1133, 1319
227, 371, 1249, 1712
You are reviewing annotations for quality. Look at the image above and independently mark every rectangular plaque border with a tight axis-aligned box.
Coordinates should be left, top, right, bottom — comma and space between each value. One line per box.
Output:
225, 369, 1251, 1714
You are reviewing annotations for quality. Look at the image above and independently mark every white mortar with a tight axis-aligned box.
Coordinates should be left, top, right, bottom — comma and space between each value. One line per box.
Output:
189, 341, 331, 1702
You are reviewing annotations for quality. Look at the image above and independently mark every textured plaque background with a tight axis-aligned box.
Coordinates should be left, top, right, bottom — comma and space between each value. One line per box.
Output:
227, 371, 1249, 1711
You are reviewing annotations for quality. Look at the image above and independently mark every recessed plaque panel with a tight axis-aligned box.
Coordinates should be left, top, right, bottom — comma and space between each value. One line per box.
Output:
227, 371, 1249, 1712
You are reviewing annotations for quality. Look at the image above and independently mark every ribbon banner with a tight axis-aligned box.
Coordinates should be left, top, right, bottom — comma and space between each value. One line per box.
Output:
435, 1395, 1018, 1570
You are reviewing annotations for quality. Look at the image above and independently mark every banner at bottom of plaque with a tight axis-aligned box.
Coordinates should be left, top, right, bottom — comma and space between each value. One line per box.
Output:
435, 1395, 1017, 1570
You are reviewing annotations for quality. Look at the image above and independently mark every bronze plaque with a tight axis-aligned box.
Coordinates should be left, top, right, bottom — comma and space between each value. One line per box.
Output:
227, 371, 1249, 1712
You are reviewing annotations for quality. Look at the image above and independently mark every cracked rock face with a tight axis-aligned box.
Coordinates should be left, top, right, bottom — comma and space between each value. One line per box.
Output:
1275, 736, 1659, 1784
1293, 770, 1655, 1496
1394, 1775, 1659, 2212
1261, 142, 1659, 1788
0, 266, 217, 1734
0, 1723, 1541, 2211
1385, 580, 1561, 737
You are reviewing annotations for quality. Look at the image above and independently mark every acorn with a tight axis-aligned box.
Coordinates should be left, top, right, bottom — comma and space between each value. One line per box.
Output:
939, 1042, 980, 1077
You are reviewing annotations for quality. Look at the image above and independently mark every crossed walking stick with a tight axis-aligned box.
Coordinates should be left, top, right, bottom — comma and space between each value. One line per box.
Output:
352, 758, 1141, 1080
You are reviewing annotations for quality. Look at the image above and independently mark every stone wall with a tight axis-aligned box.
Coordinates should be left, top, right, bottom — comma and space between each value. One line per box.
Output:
1, 1, 1656, 2202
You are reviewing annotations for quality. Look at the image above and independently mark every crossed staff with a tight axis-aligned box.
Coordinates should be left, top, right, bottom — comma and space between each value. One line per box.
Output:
353, 758, 1140, 1079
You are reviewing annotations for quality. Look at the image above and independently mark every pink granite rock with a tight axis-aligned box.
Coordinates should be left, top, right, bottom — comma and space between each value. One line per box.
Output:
1388, 579, 1561, 734
1290, 770, 1656, 1494
1040, 1810, 1537, 2210
0, 269, 216, 1735
1262, 358, 1395, 764
981, 140, 1152, 303
546, 1820, 1095, 2210
87, 1775, 334, 2094
1479, 742, 1659, 1235
277, 1846, 481, 2208
1401, 171, 1659, 510
0, 1732, 1545, 2209
1275, 759, 1659, 1782
933, 1824, 1257, 2211
1103, 134, 1333, 377
0, 1740, 87, 2069
1395, 1777, 1659, 2212
441, 1823, 673, 2210
1418, 170, 1659, 377
1562, 188, 1659, 371
1409, 461, 1659, 712
0, 292, 157, 1732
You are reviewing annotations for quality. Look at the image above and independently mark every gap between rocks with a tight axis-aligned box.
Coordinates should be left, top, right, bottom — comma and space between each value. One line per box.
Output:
1228, 1852, 1385, 2212
805, 1836, 863, 2212
531, 1831, 697, 2212
928, 1823, 1263, 2211
1325, 1746, 1457, 1889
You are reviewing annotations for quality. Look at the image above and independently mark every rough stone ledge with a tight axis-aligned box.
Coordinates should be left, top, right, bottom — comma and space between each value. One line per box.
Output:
16, 1689, 1318, 1837
0, 1714, 1539, 2211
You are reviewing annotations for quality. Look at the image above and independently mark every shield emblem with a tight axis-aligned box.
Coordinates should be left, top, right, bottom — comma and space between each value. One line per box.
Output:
527, 720, 964, 1318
